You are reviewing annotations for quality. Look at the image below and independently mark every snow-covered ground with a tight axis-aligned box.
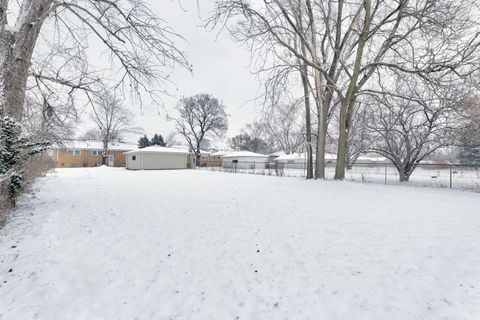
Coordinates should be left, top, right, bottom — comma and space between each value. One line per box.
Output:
1, 167, 480, 319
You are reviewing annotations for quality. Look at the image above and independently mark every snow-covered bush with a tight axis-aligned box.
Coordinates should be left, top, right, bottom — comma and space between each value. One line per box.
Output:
0, 116, 50, 206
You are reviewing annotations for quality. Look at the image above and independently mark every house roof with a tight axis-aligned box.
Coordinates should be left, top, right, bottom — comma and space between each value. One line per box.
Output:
268, 151, 287, 157
54, 140, 137, 151
221, 151, 268, 158
357, 155, 387, 162
275, 153, 305, 161
210, 150, 231, 156
124, 146, 191, 155
169, 145, 210, 154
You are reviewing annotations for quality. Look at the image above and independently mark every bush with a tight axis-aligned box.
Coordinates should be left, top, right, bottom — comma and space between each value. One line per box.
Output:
0, 116, 50, 208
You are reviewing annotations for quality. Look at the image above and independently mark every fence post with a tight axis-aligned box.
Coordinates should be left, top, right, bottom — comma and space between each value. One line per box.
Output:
253, 162, 255, 174
449, 166, 452, 189
384, 164, 387, 185
234, 162, 237, 174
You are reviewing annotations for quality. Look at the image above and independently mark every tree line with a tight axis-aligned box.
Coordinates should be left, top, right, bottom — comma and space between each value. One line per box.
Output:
206, 0, 480, 181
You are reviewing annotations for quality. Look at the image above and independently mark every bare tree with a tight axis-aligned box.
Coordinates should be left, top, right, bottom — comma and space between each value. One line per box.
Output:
81, 128, 103, 141
228, 133, 270, 154
228, 121, 273, 154
208, 0, 480, 181
170, 94, 228, 165
263, 102, 305, 154
0, 0, 190, 122
90, 92, 140, 164
458, 94, 480, 164
364, 75, 466, 182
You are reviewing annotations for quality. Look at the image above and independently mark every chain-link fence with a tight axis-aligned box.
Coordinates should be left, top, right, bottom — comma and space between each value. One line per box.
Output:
196, 160, 480, 192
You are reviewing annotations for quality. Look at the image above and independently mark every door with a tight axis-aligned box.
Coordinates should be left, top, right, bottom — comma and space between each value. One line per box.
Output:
108, 154, 115, 167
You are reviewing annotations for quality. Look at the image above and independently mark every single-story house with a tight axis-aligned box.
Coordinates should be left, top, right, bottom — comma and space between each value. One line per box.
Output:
419, 159, 451, 169
208, 150, 231, 167
356, 154, 389, 165
52, 140, 136, 168
267, 151, 287, 163
124, 146, 192, 170
170, 145, 210, 166
221, 151, 269, 169
275, 153, 307, 169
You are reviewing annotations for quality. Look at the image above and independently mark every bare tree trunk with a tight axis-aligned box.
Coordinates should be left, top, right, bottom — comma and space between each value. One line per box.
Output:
335, 2, 371, 180
315, 87, 327, 179
196, 144, 201, 167
305, 0, 326, 179
300, 61, 313, 180
103, 139, 108, 166
0, 0, 52, 120
398, 167, 410, 182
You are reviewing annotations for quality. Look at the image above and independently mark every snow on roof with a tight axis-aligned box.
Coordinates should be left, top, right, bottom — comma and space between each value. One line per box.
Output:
419, 160, 451, 165
170, 145, 210, 154
210, 150, 231, 156
54, 140, 136, 151
268, 151, 287, 157
221, 151, 268, 158
357, 155, 387, 162
325, 153, 337, 160
125, 146, 191, 155
275, 153, 304, 161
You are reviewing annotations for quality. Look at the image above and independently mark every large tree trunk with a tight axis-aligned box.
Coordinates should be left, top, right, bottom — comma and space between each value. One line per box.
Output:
335, 3, 371, 180
300, 61, 313, 180
398, 167, 410, 182
315, 91, 327, 179
0, 0, 52, 120
305, 0, 326, 179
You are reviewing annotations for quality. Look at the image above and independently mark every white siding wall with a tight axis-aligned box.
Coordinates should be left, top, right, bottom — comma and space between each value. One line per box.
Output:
126, 153, 144, 170
222, 156, 268, 169
142, 153, 187, 169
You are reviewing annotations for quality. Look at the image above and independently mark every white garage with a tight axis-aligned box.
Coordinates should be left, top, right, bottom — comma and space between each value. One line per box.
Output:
124, 146, 191, 170
221, 151, 268, 169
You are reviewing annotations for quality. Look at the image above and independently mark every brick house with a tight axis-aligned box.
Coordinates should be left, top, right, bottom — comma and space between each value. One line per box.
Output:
52, 140, 137, 168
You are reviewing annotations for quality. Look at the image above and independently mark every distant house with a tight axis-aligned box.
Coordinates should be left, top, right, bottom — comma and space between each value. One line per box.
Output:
208, 150, 230, 167
419, 159, 451, 169
356, 155, 389, 165
170, 145, 210, 166
325, 153, 338, 165
267, 151, 287, 163
274, 153, 307, 169
52, 140, 136, 168
221, 151, 268, 169
124, 146, 192, 170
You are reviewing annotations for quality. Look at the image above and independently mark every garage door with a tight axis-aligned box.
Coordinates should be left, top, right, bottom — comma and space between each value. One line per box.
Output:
143, 153, 187, 169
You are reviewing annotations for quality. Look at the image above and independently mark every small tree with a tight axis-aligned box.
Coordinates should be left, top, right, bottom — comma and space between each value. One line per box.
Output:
138, 135, 151, 149
90, 92, 140, 164
150, 134, 166, 146
229, 133, 269, 153
170, 94, 228, 165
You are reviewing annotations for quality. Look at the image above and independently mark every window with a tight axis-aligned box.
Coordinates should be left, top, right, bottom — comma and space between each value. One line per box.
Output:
132, 155, 136, 161
67, 149, 81, 156
92, 150, 103, 156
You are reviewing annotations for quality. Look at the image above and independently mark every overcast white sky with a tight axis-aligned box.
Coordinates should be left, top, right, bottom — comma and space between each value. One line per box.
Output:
129, 1, 263, 145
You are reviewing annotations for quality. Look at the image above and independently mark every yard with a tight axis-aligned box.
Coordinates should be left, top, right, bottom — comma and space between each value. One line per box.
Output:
1, 167, 480, 319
